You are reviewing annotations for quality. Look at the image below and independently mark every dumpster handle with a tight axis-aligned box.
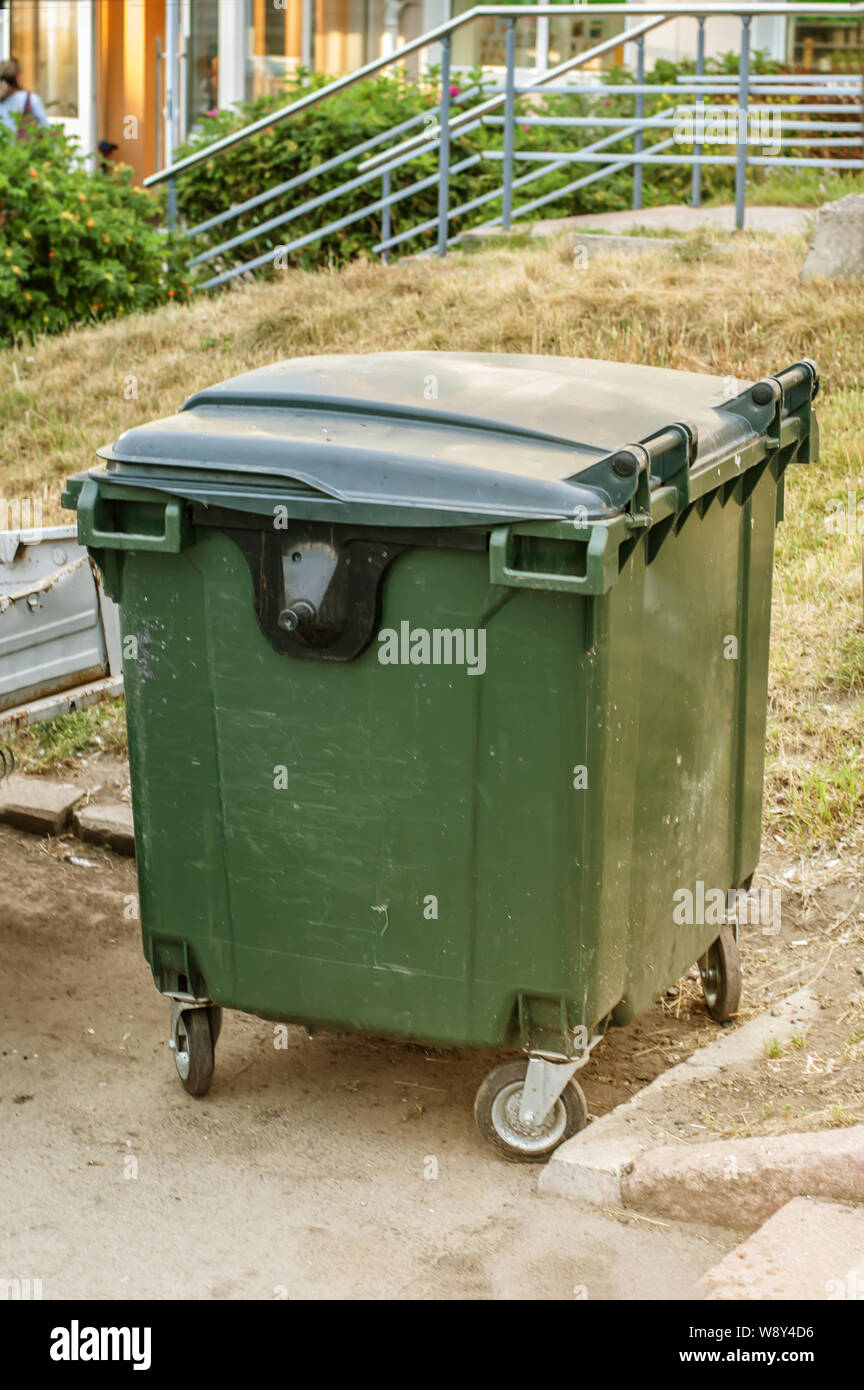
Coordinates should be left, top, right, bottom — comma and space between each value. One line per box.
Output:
489, 522, 619, 596
77, 478, 186, 554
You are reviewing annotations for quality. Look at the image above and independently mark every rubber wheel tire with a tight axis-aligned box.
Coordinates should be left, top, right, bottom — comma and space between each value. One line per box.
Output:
699, 924, 742, 1022
174, 1008, 215, 1097
206, 1005, 223, 1046
474, 1059, 587, 1164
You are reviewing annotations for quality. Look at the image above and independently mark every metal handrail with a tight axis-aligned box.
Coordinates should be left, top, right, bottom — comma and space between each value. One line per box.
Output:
183, 87, 481, 241
144, 2, 864, 187
186, 16, 675, 279
360, 15, 670, 172
180, 14, 672, 274
155, 0, 864, 288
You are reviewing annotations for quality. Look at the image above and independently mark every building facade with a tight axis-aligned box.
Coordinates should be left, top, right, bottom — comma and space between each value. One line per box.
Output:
0, 1, 853, 184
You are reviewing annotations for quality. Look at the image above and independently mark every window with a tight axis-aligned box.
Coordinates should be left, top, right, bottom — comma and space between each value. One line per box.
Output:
451, 0, 617, 74
185, 0, 219, 122
245, 0, 372, 95
792, 17, 864, 72
10, 0, 78, 118
451, 0, 537, 70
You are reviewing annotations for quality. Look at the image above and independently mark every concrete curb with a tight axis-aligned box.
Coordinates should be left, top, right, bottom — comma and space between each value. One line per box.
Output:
459, 227, 785, 264
623, 1125, 864, 1232
539, 988, 819, 1212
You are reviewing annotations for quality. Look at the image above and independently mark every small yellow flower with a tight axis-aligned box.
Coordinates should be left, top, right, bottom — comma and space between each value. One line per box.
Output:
86, 218, 95, 228
11, 265, 21, 274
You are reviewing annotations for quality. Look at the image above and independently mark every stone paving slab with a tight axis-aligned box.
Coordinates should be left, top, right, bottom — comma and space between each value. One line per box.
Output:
699, 1197, 864, 1300
73, 801, 135, 856
530, 204, 812, 237
0, 774, 84, 836
801, 193, 864, 280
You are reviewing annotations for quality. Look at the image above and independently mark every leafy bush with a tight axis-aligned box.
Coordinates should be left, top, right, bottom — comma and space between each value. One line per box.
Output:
173, 68, 496, 273
0, 122, 189, 339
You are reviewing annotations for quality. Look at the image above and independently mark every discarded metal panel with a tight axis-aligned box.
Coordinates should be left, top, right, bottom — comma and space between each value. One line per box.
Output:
0, 526, 123, 722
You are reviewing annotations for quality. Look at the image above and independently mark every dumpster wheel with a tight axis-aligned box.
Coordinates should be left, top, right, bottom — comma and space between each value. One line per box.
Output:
170, 1005, 217, 1097
698, 925, 741, 1023
474, 1059, 587, 1163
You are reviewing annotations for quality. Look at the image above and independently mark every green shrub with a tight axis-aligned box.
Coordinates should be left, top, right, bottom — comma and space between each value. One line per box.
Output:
173, 68, 495, 271
0, 122, 189, 339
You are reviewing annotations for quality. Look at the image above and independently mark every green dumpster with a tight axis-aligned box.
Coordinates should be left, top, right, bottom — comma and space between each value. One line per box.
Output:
63, 352, 819, 1162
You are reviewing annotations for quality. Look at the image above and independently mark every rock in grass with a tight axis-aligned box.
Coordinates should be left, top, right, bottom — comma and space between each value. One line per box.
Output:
800, 194, 864, 281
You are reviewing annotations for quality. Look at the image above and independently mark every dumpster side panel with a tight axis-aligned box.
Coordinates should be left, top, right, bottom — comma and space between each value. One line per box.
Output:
586, 562, 650, 1023
732, 469, 778, 886
615, 469, 779, 1021
119, 544, 235, 1002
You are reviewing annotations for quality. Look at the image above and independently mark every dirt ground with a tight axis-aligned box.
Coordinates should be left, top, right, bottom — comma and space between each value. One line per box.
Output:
1, 750, 861, 1299
0, 814, 735, 1301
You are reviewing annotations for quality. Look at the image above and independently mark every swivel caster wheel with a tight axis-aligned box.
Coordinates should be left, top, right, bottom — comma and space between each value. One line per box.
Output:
699, 924, 741, 1022
474, 1058, 587, 1163
170, 1004, 220, 1097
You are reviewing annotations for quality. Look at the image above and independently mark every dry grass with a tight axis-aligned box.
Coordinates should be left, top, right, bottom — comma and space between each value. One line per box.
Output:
2, 236, 862, 846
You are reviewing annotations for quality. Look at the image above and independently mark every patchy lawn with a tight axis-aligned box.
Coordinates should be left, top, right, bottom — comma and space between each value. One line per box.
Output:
2, 235, 862, 857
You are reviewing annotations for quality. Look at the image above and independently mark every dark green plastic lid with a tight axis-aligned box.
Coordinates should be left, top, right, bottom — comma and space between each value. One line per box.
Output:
91, 352, 805, 528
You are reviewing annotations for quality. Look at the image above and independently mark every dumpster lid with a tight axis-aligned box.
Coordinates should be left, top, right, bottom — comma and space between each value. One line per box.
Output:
93, 352, 809, 528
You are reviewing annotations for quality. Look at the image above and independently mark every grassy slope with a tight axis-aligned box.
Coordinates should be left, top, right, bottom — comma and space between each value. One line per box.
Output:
2, 235, 862, 847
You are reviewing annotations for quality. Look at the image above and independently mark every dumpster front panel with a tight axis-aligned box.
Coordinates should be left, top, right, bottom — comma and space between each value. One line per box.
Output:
121, 526, 636, 1048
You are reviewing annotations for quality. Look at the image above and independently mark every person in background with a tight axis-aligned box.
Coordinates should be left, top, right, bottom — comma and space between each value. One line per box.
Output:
97, 138, 118, 173
0, 58, 50, 135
